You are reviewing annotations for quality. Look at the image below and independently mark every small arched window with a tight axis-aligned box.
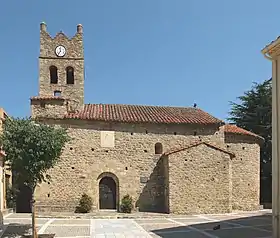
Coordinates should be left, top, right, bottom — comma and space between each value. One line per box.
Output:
49, 66, 58, 84
155, 143, 163, 154
66, 66, 74, 84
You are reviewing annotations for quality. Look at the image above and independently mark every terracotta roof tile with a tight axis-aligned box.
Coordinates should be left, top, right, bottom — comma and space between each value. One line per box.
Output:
222, 124, 263, 140
65, 104, 223, 125
165, 140, 235, 157
31, 96, 65, 101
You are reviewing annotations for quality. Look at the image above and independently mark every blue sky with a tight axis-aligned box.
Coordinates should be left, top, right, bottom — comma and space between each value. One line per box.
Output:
0, 0, 277, 121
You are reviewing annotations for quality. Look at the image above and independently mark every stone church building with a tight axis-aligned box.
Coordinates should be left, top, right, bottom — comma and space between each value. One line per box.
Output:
29, 23, 263, 214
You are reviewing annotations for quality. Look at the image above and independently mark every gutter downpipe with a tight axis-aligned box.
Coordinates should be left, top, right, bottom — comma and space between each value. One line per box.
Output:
263, 51, 279, 238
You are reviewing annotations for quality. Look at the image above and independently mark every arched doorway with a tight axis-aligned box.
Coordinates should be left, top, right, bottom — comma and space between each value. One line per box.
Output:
99, 177, 117, 209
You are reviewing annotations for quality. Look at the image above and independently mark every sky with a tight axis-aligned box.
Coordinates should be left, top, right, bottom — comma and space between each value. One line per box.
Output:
0, 0, 277, 121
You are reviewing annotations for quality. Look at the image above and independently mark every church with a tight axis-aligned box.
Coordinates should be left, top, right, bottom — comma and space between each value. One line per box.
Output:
30, 22, 262, 214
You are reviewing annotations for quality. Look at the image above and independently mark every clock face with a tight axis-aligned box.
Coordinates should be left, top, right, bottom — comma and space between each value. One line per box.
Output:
55, 45, 66, 57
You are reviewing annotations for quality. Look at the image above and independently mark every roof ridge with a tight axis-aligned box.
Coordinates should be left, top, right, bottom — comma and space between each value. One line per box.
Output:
84, 103, 198, 109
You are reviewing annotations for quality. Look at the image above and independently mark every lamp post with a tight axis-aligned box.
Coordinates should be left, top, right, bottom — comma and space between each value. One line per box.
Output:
262, 38, 280, 238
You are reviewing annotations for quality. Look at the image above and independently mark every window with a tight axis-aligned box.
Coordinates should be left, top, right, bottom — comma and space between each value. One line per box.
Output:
49, 66, 58, 84
66, 66, 74, 84
40, 102, 46, 108
54, 90, 62, 97
155, 143, 163, 154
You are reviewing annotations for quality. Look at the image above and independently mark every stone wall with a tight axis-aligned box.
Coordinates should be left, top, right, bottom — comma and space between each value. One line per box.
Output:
39, 58, 84, 107
31, 99, 68, 119
168, 144, 232, 214
33, 119, 261, 214
40, 31, 83, 59
136, 155, 166, 212
225, 134, 260, 211
34, 120, 224, 213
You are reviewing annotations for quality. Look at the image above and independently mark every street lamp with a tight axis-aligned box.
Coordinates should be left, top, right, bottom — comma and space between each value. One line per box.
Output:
262, 37, 280, 238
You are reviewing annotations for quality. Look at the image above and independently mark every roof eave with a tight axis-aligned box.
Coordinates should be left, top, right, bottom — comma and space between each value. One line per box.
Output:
225, 131, 265, 145
262, 37, 280, 56
64, 117, 223, 125
30, 97, 66, 101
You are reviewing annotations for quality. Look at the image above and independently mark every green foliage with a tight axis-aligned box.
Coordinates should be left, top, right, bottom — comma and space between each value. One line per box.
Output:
6, 185, 17, 208
75, 193, 93, 213
228, 78, 272, 178
120, 194, 133, 213
0, 117, 70, 191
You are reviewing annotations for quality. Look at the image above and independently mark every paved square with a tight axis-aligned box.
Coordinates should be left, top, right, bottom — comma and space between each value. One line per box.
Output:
0, 210, 273, 238
92, 219, 150, 237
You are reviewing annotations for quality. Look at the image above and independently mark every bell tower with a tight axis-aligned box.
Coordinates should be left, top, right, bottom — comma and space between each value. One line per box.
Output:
31, 22, 84, 119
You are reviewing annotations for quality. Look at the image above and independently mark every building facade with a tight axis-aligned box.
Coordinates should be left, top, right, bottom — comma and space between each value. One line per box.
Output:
30, 23, 262, 214
0, 108, 12, 211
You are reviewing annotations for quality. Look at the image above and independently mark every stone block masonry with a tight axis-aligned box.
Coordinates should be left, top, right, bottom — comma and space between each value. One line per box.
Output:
34, 120, 260, 214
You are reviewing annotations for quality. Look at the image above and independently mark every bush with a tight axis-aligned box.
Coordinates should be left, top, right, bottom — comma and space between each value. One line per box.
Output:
120, 194, 133, 213
75, 193, 93, 213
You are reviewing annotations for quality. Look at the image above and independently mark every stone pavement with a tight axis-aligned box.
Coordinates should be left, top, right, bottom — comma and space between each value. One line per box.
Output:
92, 219, 150, 237
0, 210, 272, 238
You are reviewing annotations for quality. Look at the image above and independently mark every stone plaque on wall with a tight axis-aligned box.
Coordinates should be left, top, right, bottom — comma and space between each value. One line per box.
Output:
100, 131, 115, 148
140, 176, 148, 184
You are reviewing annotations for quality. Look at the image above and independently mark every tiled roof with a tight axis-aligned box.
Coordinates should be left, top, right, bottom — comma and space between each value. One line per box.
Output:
31, 96, 65, 101
222, 124, 263, 140
262, 36, 280, 54
65, 104, 223, 125
164, 140, 235, 157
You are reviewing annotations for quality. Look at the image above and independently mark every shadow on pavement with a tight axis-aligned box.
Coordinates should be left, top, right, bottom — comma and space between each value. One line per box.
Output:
150, 213, 272, 238
1, 223, 32, 238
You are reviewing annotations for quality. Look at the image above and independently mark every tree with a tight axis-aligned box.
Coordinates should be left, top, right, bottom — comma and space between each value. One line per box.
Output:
0, 117, 70, 237
228, 78, 272, 202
